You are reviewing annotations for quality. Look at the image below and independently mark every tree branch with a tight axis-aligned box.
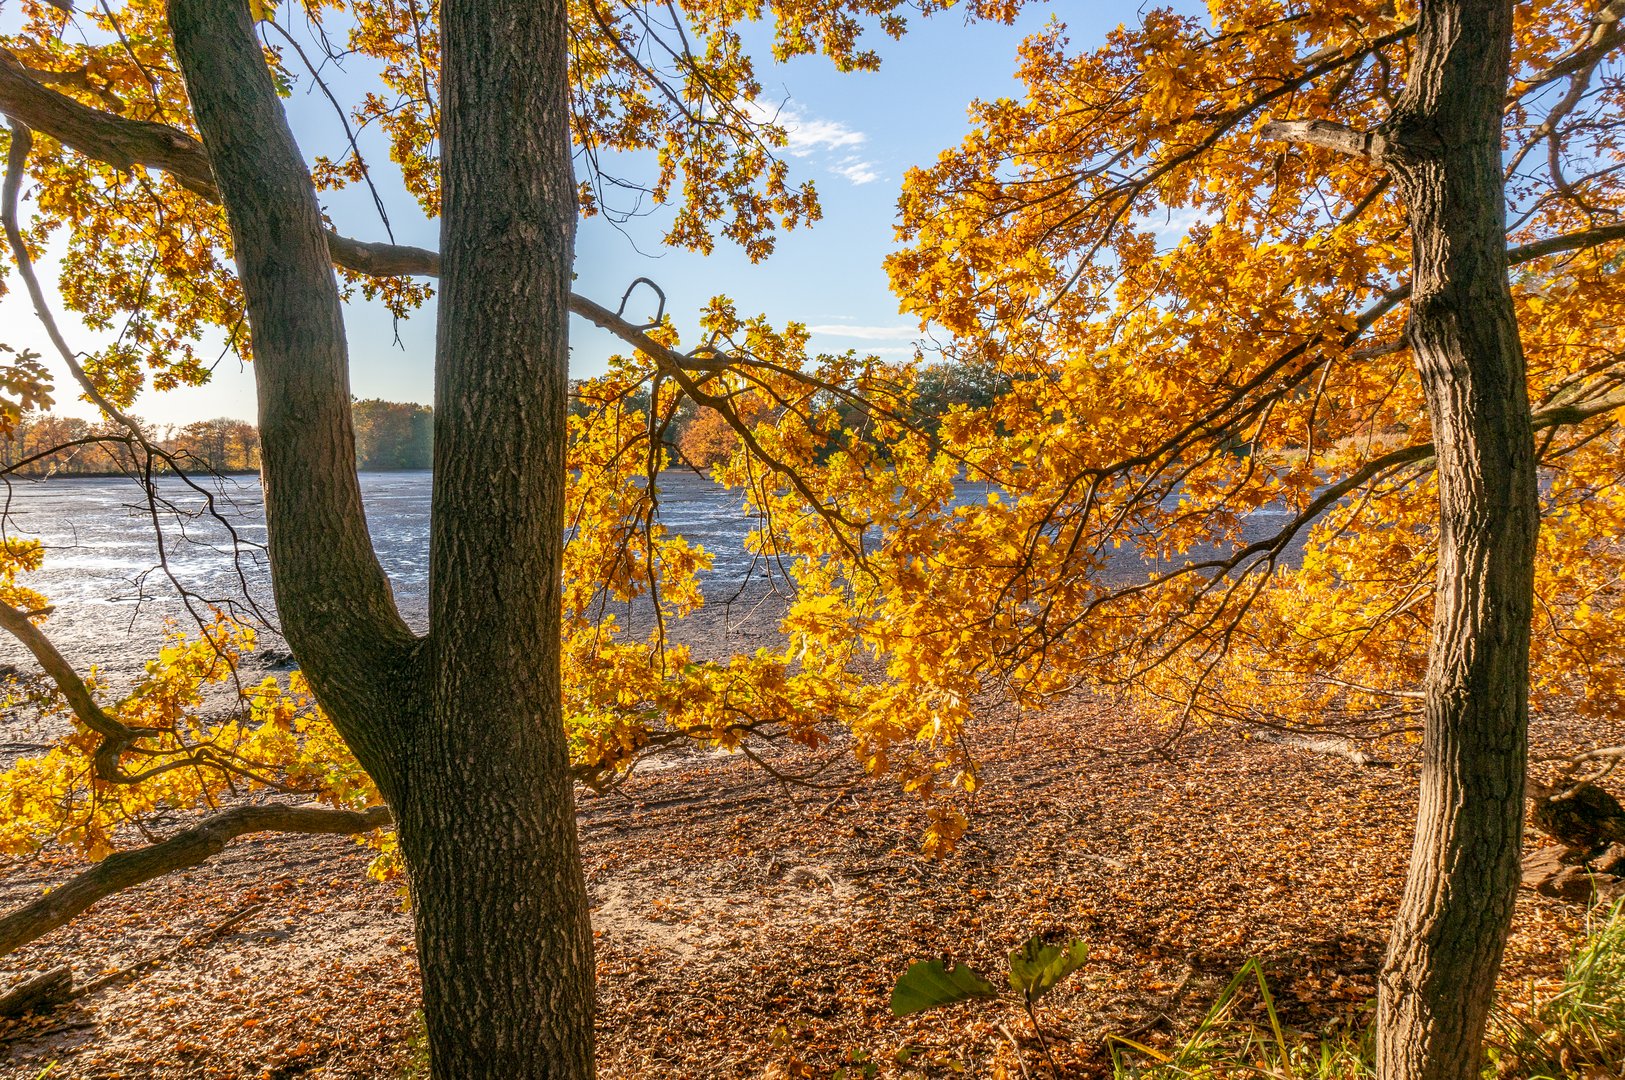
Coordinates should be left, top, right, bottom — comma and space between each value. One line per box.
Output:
1260, 118, 1387, 160
1516, 0, 1625, 93
0, 46, 440, 277
1505, 222, 1625, 263
325, 231, 438, 277
0, 803, 393, 959
570, 292, 870, 548
1013, 371, 1625, 680
0, 48, 217, 198
6, 42, 1622, 362
168, 0, 416, 793
0, 599, 157, 781
1531, 382, 1625, 430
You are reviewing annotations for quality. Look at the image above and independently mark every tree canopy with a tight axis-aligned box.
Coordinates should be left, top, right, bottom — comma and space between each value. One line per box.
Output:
0, 0, 1622, 1075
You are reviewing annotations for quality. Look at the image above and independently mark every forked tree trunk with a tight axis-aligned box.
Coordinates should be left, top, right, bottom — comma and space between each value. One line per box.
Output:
169, 0, 595, 1076
1376, 1, 1539, 1076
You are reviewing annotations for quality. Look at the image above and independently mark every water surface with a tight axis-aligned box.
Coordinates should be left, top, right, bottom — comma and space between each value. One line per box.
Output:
0, 468, 1297, 687
0, 470, 762, 681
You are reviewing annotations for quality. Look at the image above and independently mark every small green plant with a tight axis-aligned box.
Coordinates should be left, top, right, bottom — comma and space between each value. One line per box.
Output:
890, 935, 1088, 1078
400, 1010, 430, 1080
832, 1046, 879, 1079
1487, 898, 1625, 1079
1107, 959, 1374, 1080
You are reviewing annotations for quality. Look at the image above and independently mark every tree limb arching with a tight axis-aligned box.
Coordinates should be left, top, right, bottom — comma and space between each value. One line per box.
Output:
166, 0, 417, 799
0, 803, 393, 959
1009, 373, 1625, 685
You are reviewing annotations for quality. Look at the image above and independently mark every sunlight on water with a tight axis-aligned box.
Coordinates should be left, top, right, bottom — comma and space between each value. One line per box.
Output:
0, 469, 1294, 682
0, 470, 754, 679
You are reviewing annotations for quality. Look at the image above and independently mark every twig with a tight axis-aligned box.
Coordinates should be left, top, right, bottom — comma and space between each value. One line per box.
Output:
996, 1022, 1034, 1080
71, 901, 267, 999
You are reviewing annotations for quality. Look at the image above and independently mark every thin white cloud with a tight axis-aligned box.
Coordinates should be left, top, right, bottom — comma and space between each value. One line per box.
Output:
807, 324, 920, 341
830, 156, 881, 185
783, 113, 868, 157
747, 100, 879, 186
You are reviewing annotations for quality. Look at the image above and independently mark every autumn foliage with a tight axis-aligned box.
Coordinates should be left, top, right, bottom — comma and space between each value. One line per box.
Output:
3, 0, 1625, 867
0, 0, 1623, 1073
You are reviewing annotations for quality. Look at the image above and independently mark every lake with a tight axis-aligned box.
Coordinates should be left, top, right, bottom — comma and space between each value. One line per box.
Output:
0, 469, 775, 682
0, 468, 1299, 687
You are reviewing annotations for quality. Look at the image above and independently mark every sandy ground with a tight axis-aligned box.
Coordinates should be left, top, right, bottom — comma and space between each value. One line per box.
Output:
0, 699, 1613, 1080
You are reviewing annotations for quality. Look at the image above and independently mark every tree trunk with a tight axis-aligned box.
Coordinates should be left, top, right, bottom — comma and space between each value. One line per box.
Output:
169, 1, 595, 1076
167, 0, 419, 800
396, 0, 595, 1073
1376, 1, 1539, 1076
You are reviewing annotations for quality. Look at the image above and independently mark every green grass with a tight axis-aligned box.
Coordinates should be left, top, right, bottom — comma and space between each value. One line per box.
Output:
1108, 959, 1374, 1080
1487, 898, 1625, 1079
1112, 900, 1625, 1080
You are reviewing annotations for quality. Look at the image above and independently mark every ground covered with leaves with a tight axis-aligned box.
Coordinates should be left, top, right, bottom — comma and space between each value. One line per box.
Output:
0, 700, 1609, 1079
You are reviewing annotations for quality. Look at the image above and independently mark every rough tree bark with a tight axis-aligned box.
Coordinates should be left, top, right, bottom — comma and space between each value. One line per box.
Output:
1263, 1, 1552, 1072
1375, 1, 1538, 1076
166, 0, 594, 1076
402, 0, 596, 1072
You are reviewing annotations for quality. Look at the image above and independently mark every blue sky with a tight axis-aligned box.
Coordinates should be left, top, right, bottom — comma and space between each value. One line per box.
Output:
2, 2, 1161, 425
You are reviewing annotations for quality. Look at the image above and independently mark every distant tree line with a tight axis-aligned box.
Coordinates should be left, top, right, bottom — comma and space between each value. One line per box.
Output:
0, 399, 435, 476
351, 398, 433, 470
0, 367, 997, 477
0, 413, 260, 475
569, 360, 1012, 469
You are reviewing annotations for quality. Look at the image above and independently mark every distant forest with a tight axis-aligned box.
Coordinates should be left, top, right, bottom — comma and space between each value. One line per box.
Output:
0, 399, 434, 476
0, 362, 1003, 477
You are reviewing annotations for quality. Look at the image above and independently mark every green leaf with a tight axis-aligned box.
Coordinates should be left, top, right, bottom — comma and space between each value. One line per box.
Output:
889, 959, 999, 1016
1006, 936, 1088, 1003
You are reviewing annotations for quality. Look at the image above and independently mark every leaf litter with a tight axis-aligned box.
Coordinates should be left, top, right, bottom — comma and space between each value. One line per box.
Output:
0, 699, 1611, 1078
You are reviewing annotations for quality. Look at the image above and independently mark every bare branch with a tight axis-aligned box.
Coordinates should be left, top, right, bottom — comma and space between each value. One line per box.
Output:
1260, 118, 1387, 160
0, 803, 392, 959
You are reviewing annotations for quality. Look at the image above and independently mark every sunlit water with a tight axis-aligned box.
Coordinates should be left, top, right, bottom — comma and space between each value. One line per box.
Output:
0, 468, 1297, 689
0, 470, 783, 683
